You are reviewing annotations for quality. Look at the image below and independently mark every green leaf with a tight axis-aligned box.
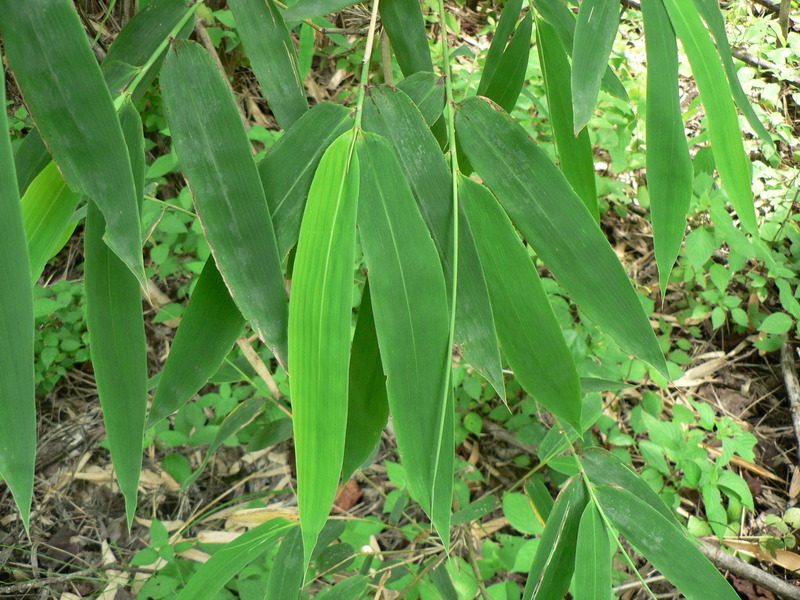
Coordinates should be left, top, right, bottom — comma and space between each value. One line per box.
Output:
0, 0, 146, 286
524, 477, 588, 599
483, 12, 533, 113
661, 0, 757, 234
13, 129, 50, 195
315, 575, 368, 600
536, 16, 598, 219
759, 312, 793, 334
161, 40, 288, 366
289, 130, 359, 565
573, 503, 612, 600
641, 0, 693, 293
259, 102, 354, 259
283, 0, 355, 21
175, 520, 296, 600
22, 162, 81, 283
595, 485, 739, 599
571, 0, 620, 133
363, 86, 505, 400
504, 493, 545, 535
83, 102, 148, 526
357, 132, 452, 546
478, 0, 523, 96
266, 527, 305, 600
396, 72, 446, 126
459, 176, 580, 427
456, 97, 667, 377
148, 258, 245, 428
0, 66, 35, 531
380, 0, 434, 76
342, 283, 389, 481
229, 0, 308, 130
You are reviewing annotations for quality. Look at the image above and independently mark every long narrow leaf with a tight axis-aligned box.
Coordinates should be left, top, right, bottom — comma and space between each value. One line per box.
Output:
396, 72, 446, 126
0, 65, 35, 531
483, 12, 533, 113
573, 503, 612, 600
478, 0, 524, 96
13, 129, 50, 195
161, 40, 289, 365
460, 176, 581, 427
456, 98, 667, 376
229, 0, 308, 130
571, 0, 621, 133
284, 0, 355, 21
380, 0, 434, 76
265, 527, 305, 600
357, 132, 452, 545
641, 0, 693, 293
289, 130, 359, 565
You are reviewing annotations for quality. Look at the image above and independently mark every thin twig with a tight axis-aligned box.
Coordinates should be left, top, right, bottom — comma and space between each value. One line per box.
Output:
780, 342, 800, 462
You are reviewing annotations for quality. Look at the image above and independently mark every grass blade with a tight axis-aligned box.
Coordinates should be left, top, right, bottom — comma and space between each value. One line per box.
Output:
259, 102, 354, 259
284, 0, 356, 21
83, 102, 148, 526
456, 97, 667, 376
595, 485, 739, 599
536, 15, 598, 219
289, 130, 359, 564
0, 66, 35, 531
342, 283, 389, 481
641, 0, 693, 293
483, 12, 533, 113
161, 40, 289, 365
478, 0, 524, 96
661, 0, 757, 234
148, 257, 245, 427
460, 176, 581, 427
357, 132, 452, 544
380, 0, 434, 76
571, 0, 621, 133
229, 0, 308, 130
573, 503, 612, 600
0, 0, 146, 287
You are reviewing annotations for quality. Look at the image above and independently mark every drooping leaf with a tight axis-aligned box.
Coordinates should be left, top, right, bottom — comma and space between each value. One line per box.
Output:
523, 477, 588, 599
536, 15, 598, 219
0, 0, 146, 286
342, 282, 389, 481
456, 97, 667, 376
573, 503, 612, 600
161, 40, 289, 365
0, 65, 35, 531
148, 258, 244, 428
13, 129, 50, 195
363, 87, 505, 400
531, 0, 628, 100
229, 0, 308, 130
379, 0, 434, 76
595, 485, 740, 599
357, 132, 452, 546
265, 526, 305, 600
396, 72, 446, 125
460, 176, 580, 426
661, 0, 757, 234
571, 0, 621, 133
483, 12, 533, 113
174, 520, 296, 600
478, 0, 524, 96
22, 162, 81, 282
259, 102, 354, 258
641, 0, 693, 294
83, 102, 148, 526
284, 0, 356, 21
289, 130, 359, 565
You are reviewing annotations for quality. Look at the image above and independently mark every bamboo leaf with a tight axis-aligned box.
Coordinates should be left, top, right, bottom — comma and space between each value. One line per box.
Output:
483, 12, 532, 113
229, 0, 308, 130
396, 72, 446, 126
284, 0, 356, 21
460, 176, 581, 427
265, 527, 305, 600
536, 15, 598, 219
161, 40, 289, 365
289, 130, 359, 564
342, 283, 389, 481
573, 503, 612, 600
174, 520, 296, 600
315, 575, 368, 600
661, 0, 757, 234
571, 0, 621, 133
380, 0, 434, 76
357, 132, 452, 545
84, 102, 148, 526
0, 0, 146, 287
641, 0, 693, 293
13, 129, 50, 195
0, 66, 35, 531
22, 162, 81, 283
595, 485, 740, 600
478, 0, 524, 96
456, 97, 667, 376
363, 87, 505, 400
523, 477, 588, 599
259, 102, 354, 258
